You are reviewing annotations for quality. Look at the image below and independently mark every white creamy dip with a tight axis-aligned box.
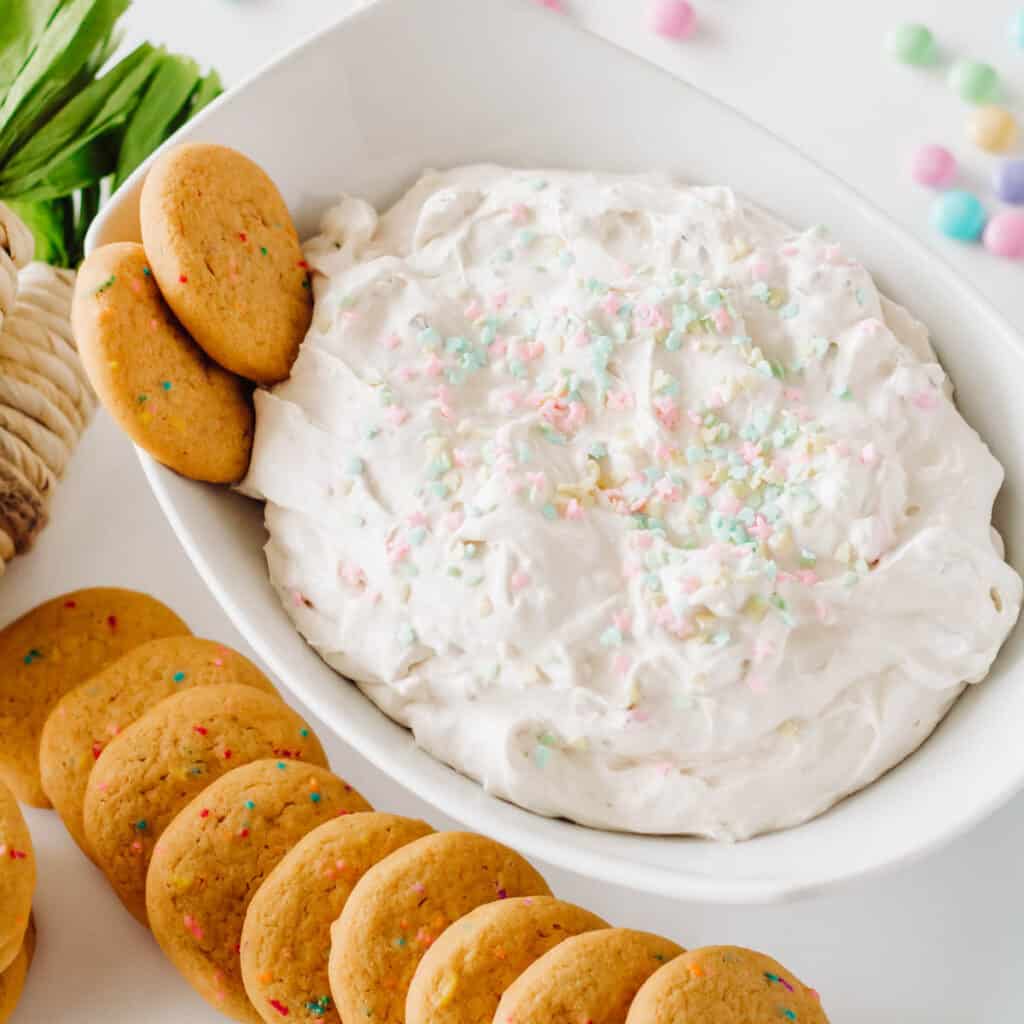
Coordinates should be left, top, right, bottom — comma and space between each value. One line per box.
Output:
241, 167, 1022, 839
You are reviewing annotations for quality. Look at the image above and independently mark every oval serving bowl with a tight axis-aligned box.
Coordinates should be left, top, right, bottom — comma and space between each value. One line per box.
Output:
87, 0, 1024, 903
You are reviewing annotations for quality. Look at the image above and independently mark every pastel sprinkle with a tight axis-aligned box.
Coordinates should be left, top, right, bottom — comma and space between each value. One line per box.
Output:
652, 0, 697, 41
310, 792, 322, 803
172, 671, 186, 682
244, 800, 255, 810
885, 23, 935, 65
93, 274, 116, 295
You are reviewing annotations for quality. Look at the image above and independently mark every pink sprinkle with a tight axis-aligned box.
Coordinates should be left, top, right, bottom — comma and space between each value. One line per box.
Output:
184, 914, 204, 941
823, 244, 844, 264
509, 203, 531, 223
536, 0, 563, 11
424, 354, 444, 377
523, 340, 545, 361
815, 601, 835, 625
292, 590, 305, 608
748, 674, 768, 693
860, 443, 878, 465
798, 570, 820, 586
711, 307, 732, 333
388, 540, 411, 564
687, 410, 703, 426
407, 511, 428, 527
411, 881, 426, 894
753, 640, 776, 662
436, 386, 454, 420
131, 840, 142, 852
655, 441, 675, 462
130, 278, 143, 295
506, 476, 526, 496
387, 405, 410, 426
396, 366, 417, 383
681, 576, 701, 595
341, 563, 367, 587
653, 396, 681, 430
740, 441, 761, 465
694, 479, 715, 497
510, 570, 531, 592
445, 508, 465, 531
613, 610, 632, 633
601, 292, 621, 316
341, 311, 359, 325
269, 998, 290, 1017
634, 532, 654, 550
613, 653, 632, 676
491, 337, 507, 357
464, 300, 483, 320
607, 390, 633, 411
213, 658, 223, 667
383, 333, 401, 350
149, 317, 159, 332
655, 479, 682, 502
652, 0, 697, 39
784, 387, 803, 402
750, 516, 774, 541
912, 390, 937, 410
492, 290, 508, 310
564, 498, 584, 520
781, 245, 800, 257
573, 328, 590, 347
750, 258, 771, 280
717, 494, 743, 518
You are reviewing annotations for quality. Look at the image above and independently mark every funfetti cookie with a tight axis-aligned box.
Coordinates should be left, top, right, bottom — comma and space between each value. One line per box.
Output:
140, 143, 312, 384
241, 812, 434, 1024
39, 636, 277, 858
0, 588, 189, 806
73, 242, 254, 484
494, 928, 684, 1024
0, 916, 34, 1024
83, 683, 327, 924
406, 896, 607, 1024
0, 781, 34, 974
625, 946, 830, 1024
147, 759, 371, 1024
329, 831, 551, 1024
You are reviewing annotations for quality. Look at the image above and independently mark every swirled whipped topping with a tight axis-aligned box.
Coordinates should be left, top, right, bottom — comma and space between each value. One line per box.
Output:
241, 167, 1021, 840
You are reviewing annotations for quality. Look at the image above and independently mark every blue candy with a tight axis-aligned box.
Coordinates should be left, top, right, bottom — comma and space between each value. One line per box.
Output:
993, 160, 1024, 205
931, 191, 987, 241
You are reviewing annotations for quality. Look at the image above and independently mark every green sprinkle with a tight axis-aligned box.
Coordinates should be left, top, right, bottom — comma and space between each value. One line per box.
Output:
93, 274, 116, 295
277, 762, 287, 770
142, 267, 152, 277
310, 792, 321, 803
300, 728, 310, 737
161, 380, 172, 391
398, 624, 417, 646
588, 442, 608, 459
541, 503, 557, 521
137, 394, 148, 404
22, 648, 42, 665
348, 457, 365, 475
244, 800, 255, 810
394, 936, 407, 948
782, 1012, 797, 1022
172, 671, 186, 683
135, 820, 148, 831
260, 246, 268, 256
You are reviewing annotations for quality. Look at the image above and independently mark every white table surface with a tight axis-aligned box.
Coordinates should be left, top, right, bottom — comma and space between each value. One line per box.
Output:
6, 2, 1024, 1020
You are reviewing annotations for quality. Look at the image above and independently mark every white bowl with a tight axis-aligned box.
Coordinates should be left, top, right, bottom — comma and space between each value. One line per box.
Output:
87, 0, 1024, 903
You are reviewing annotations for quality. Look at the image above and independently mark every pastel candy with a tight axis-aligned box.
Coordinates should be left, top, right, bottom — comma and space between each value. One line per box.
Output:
949, 60, 1000, 104
653, 0, 697, 40
983, 211, 1024, 260
931, 191, 987, 242
993, 160, 1024, 204
967, 106, 1017, 153
886, 23, 935, 65
911, 144, 957, 188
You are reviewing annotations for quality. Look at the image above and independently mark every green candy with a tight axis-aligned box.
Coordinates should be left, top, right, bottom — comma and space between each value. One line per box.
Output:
886, 22, 935, 65
949, 59, 1000, 104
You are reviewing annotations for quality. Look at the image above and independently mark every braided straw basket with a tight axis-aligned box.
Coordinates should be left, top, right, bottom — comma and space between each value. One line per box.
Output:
0, 202, 94, 574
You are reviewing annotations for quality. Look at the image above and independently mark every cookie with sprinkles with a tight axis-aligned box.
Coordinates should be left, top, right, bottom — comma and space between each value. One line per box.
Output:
0, 781, 34, 974
39, 636, 277, 859
0, 588, 189, 806
83, 683, 327, 924
625, 946, 829, 1024
147, 759, 371, 1024
328, 831, 551, 1024
406, 896, 607, 1024
140, 143, 312, 384
240, 812, 434, 1024
493, 928, 684, 1024
0, 915, 34, 1024
73, 242, 255, 483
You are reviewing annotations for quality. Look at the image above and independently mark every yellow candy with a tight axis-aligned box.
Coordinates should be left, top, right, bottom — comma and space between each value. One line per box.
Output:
967, 106, 1018, 153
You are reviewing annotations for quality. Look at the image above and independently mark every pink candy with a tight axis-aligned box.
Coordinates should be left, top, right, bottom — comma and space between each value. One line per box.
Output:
652, 0, 697, 39
982, 210, 1024, 259
911, 144, 957, 188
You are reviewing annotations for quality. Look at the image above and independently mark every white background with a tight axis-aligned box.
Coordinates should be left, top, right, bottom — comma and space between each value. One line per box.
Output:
5, 1, 1024, 1020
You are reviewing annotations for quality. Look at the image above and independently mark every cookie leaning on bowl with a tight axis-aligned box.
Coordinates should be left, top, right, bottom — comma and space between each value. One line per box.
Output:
0, 780, 34, 975
0, 916, 35, 1024
73, 243, 254, 484
140, 142, 312, 384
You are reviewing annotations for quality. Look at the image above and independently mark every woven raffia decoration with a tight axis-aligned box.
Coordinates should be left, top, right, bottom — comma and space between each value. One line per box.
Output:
0, 202, 94, 574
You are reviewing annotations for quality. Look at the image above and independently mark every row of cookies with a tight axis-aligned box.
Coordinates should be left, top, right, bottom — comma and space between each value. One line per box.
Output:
0, 780, 34, 1024
0, 203, 93, 570
1, 589, 828, 1023
72, 143, 314, 484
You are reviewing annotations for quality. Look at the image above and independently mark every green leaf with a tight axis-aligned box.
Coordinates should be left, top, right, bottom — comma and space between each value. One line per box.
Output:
0, 0, 131, 164
114, 53, 199, 188
4, 136, 116, 202
0, 1, 66, 94
0, 42, 160, 196
3, 197, 69, 265
72, 181, 101, 262
188, 69, 222, 118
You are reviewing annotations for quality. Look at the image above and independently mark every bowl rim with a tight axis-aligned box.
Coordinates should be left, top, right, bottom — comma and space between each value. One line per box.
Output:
89, 0, 1024, 903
